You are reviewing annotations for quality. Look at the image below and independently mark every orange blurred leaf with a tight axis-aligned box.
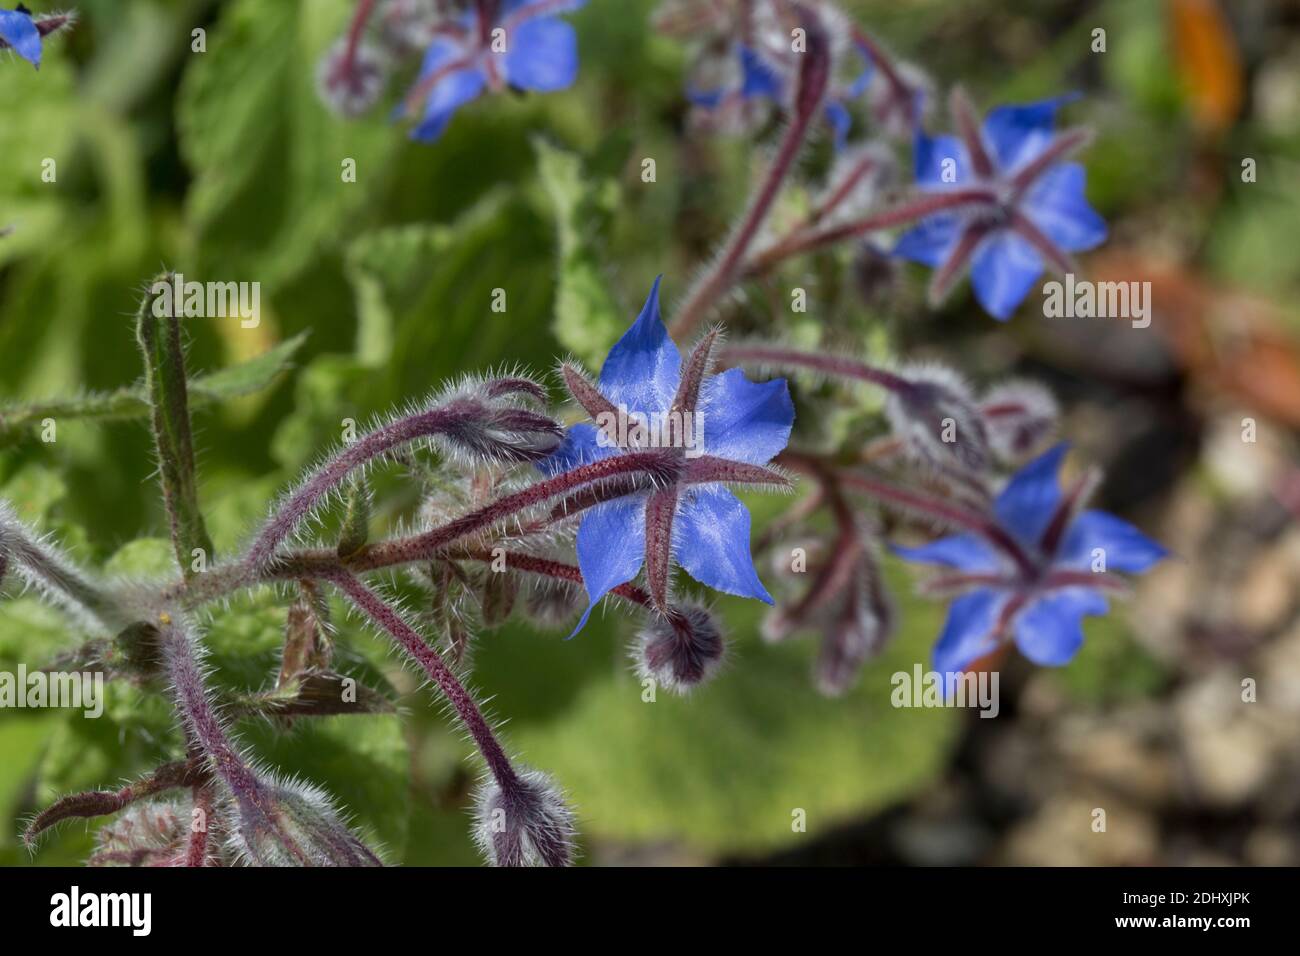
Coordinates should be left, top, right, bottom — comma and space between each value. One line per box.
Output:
1168, 0, 1243, 133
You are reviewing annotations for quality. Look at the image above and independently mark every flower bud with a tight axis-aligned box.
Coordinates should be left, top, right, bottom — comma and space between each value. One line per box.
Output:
814, 573, 893, 697
316, 38, 388, 118
634, 604, 725, 693
90, 800, 193, 867
472, 768, 576, 867
885, 363, 990, 475
377, 0, 445, 54
233, 780, 383, 867
851, 240, 901, 308
980, 381, 1058, 465
523, 577, 584, 628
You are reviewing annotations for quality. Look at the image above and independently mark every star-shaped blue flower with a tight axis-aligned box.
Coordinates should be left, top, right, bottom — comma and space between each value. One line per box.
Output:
540, 277, 795, 635
0, 6, 42, 68
894, 444, 1166, 673
403, 0, 585, 143
688, 42, 871, 150
894, 92, 1107, 320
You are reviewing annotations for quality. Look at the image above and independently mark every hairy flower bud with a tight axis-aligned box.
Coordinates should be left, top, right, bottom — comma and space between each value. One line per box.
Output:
634, 604, 725, 693
90, 800, 195, 868
472, 768, 575, 867
980, 381, 1058, 464
885, 363, 990, 475
377, 0, 445, 54
763, 524, 893, 695
316, 38, 388, 118
814, 569, 893, 697
232, 780, 383, 867
523, 577, 585, 628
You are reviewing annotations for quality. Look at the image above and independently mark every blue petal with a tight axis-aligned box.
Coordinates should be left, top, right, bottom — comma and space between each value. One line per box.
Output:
969, 229, 1043, 320
409, 39, 485, 142
1022, 162, 1107, 252
825, 101, 851, 152
0, 9, 41, 67
1059, 510, 1168, 573
699, 368, 793, 465
893, 215, 961, 268
982, 95, 1076, 172
535, 423, 616, 477
932, 588, 1004, 675
686, 84, 725, 108
598, 276, 681, 416
571, 496, 647, 637
892, 534, 1002, 573
503, 17, 578, 92
1013, 588, 1106, 665
846, 45, 873, 98
914, 132, 969, 187
994, 443, 1068, 546
739, 45, 782, 100
675, 487, 772, 602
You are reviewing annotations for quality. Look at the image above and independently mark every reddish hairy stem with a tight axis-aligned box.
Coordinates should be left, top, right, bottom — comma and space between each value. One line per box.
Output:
456, 548, 653, 608
850, 25, 909, 111
668, 12, 831, 339
243, 399, 557, 572
158, 616, 307, 865
341, 450, 676, 572
25, 760, 206, 844
334, 0, 378, 83
720, 344, 909, 392
743, 188, 996, 276
810, 151, 882, 224
186, 784, 215, 867
169, 453, 670, 609
811, 462, 1038, 577
326, 570, 520, 789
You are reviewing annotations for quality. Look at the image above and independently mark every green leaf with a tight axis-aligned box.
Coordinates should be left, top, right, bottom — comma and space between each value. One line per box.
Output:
498, 564, 958, 855
176, 0, 398, 289
336, 476, 372, 558
190, 331, 310, 402
135, 277, 214, 576
533, 138, 626, 367
0, 334, 308, 447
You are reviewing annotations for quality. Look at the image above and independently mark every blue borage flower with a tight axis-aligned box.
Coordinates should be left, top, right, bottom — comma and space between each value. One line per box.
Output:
688, 41, 871, 150
401, 0, 586, 142
894, 91, 1107, 320
0, 5, 42, 67
539, 277, 795, 636
893, 444, 1166, 675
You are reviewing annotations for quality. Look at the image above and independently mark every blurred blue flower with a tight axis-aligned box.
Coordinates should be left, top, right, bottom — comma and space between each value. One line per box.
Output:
404, 0, 586, 143
894, 94, 1107, 320
894, 444, 1166, 673
689, 41, 871, 150
539, 277, 795, 635
0, 6, 41, 68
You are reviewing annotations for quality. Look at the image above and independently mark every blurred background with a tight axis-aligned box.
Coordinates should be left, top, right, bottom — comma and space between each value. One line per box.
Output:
1, 0, 1298, 866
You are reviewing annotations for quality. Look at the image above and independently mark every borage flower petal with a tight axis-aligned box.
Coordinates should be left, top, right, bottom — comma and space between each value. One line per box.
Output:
541, 278, 794, 635
895, 443, 1165, 674
0, 7, 41, 67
